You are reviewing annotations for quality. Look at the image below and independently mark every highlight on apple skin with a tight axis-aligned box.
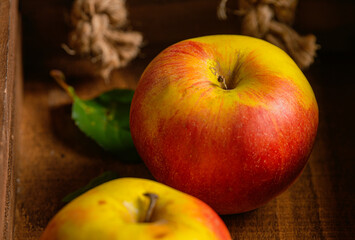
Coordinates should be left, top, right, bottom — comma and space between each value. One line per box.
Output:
129, 35, 319, 214
40, 178, 232, 240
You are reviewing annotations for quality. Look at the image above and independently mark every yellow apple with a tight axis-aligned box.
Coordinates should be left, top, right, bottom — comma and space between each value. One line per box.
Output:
40, 178, 231, 240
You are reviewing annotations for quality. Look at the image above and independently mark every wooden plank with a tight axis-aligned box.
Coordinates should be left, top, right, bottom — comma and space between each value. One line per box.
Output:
0, 0, 19, 239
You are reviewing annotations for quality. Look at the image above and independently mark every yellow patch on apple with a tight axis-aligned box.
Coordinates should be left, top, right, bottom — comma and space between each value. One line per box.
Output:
40, 178, 232, 240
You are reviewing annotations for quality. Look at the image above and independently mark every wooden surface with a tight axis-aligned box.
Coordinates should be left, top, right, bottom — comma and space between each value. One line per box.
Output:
0, 0, 20, 239
2, 0, 355, 239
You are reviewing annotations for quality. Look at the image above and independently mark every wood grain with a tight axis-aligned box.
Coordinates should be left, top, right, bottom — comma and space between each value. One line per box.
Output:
2, 0, 355, 239
0, 0, 20, 239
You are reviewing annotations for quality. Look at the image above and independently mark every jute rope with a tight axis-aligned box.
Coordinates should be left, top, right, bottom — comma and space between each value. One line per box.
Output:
63, 0, 143, 82
218, 0, 319, 69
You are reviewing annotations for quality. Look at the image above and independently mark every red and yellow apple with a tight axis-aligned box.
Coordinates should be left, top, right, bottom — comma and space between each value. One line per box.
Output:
129, 35, 318, 214
40, 178, 231, 240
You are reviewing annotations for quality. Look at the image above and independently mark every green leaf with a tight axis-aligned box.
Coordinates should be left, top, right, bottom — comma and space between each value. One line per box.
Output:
71, 88, 139, 159
50, 70, 140, 162
62, 171, 120, 203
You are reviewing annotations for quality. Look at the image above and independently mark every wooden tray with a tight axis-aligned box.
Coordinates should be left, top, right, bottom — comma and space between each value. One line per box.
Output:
1, 0, 354, 239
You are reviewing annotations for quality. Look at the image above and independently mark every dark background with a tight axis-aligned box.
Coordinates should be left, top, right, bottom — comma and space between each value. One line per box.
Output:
13, 0, 355, 239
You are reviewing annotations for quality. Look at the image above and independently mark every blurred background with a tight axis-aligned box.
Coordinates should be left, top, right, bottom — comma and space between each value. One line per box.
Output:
10, 0, 355, 239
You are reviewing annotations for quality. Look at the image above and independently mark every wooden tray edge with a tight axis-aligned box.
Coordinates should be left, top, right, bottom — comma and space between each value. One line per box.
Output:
0, 0, 21, 239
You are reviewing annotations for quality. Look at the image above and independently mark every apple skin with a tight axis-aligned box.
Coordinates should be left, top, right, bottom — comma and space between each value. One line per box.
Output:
129, 35, 319, 214
40, 178, 231, 240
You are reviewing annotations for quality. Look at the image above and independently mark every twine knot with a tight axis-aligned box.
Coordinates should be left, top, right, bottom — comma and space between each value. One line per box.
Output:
218, 0, 319, 69
65, 0, 143, 82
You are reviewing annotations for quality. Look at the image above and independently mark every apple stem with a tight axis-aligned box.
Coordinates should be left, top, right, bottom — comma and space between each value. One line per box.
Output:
218, 75, 228, 90
143, 192, 159, 222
